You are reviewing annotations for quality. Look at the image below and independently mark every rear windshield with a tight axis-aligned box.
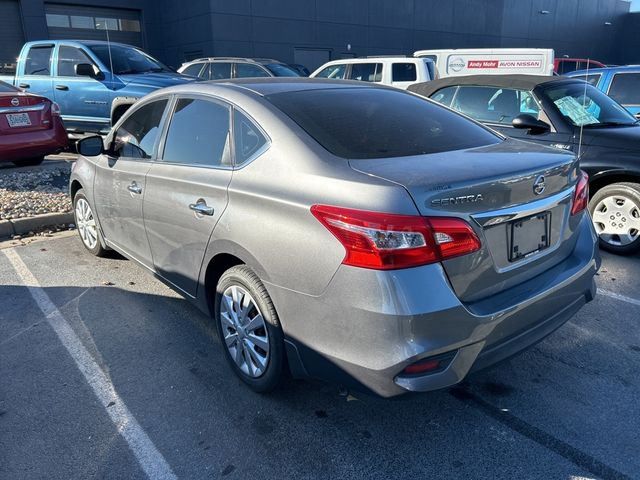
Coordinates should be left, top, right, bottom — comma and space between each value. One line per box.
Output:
266, 87, 500, 159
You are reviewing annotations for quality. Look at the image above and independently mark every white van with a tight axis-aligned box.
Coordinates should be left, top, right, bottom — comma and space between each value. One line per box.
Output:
309, 57, 434, 90
413, 48, 555, 78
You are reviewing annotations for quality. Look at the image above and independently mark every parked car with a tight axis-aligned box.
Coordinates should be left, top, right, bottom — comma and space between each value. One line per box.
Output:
288, 63, 310, 76
177, 57, 300, 80
409, 74, 640, 254
414, 48, 554, 78
554, 58, 606, 75
567, 65, 640, 119
0, 40, 194, 135
71, 78, 598, 397
0, 80, 67, 166
310, 57, 434, 89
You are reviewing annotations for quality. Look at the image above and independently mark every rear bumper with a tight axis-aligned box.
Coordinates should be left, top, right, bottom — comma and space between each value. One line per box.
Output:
0, 117, 68, 162
267, 213, 600, 397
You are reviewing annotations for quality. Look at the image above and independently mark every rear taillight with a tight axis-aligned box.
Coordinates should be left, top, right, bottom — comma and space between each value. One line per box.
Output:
571, 170, 589, 216
51, 102, 61, 116
310, 205, 481, 270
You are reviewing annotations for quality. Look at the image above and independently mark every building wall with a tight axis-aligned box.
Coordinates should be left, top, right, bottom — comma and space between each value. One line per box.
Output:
7, 0, 637, 70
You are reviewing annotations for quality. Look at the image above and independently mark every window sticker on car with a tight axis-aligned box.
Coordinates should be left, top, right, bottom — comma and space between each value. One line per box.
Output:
554, 96, 599, 126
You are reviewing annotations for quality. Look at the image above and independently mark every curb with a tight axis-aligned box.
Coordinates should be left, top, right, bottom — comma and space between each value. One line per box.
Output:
0, 212, 74, 239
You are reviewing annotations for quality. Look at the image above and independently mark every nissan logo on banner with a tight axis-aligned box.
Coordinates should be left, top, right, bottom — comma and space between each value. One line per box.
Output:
448, 57, 466, 73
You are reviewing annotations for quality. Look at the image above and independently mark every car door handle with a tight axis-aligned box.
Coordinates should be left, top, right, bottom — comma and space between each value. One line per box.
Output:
18, 83, 30, 89
127, 182, 142, 194
55, 84, 69, 91
189, 200, 214, 216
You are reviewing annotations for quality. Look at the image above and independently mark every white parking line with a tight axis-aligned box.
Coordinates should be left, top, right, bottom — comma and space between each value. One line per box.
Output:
598, 288, 640, 308
3, 248, 177, 480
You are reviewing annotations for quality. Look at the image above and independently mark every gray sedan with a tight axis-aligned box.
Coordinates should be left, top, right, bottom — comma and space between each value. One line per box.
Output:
71, 79, 599, 397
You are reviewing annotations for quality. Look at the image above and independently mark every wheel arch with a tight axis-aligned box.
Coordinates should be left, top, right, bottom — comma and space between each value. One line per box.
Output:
589, 171, 640, 197
70, 179, 83, 200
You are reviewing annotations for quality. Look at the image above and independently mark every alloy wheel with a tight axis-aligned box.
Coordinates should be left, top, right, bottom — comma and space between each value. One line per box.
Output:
220, 285, 270, 378
75, 198, 98, 250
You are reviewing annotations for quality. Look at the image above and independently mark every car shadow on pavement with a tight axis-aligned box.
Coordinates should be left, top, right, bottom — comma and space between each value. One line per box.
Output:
1, 282, 638, 479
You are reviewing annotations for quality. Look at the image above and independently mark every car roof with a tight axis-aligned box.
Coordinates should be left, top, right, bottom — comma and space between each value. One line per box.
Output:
569, 65, 640, 76
321, 57, 425, 65
26, 39, 138, 49
184, 57, 282, 65
408, 74, 579, 97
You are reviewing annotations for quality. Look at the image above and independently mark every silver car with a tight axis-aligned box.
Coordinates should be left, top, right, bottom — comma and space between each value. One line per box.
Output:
71, 79, 599, 397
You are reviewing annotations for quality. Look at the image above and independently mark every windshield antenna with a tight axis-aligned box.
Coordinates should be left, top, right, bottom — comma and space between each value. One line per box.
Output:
577, 59, 590, 160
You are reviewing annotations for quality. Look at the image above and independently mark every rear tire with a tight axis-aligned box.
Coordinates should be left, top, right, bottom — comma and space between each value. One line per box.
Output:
73, 189, 107, 257
589, 182, 640, 255
12, 157, 44, 167
214, 265, 285, 393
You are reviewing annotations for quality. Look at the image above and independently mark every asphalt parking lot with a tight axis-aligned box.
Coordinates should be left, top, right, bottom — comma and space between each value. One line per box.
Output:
1, 233, 638, 480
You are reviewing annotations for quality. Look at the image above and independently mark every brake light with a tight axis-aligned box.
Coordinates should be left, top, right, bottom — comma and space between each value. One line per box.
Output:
51, 102, 61, 116
310, 205, 481, 270
571, 170, 589, 216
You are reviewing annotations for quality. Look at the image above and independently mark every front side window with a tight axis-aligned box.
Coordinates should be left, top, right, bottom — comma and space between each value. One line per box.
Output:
392, 63, 417, 82
449, 86, 539, 125
235, 63, 270, 78
210, 62, 232, 80
608, 73, 640, 106
57, 46, 95, 77
181, 63, 204, 77
315, 64, 346, 79
541, 83, 637, 127
267, 88, 500, 160
234, 111, 268, 165
24, 46, 53, 76
349, 63, 382, 82
162, 98, 231, 167
113, 100, 168, 159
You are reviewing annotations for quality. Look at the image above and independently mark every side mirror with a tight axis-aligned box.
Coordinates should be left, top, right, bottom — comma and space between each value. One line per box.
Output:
77, 135, 105, 157
75, 63, 99, 78
512, 114, 551, 134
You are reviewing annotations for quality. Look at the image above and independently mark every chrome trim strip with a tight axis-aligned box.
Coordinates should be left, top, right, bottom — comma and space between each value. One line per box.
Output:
0, 103, 46, 114
472, 188, 574, 227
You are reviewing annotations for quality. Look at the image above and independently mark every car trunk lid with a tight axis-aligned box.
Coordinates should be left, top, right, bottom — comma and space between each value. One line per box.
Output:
349, 138, 580, 302
0, 93, 52, 134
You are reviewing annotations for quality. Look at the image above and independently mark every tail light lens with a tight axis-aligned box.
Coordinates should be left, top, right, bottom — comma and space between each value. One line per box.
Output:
571, 170, 589, 216
310, 205, 481, 270
51, 102, 61, 116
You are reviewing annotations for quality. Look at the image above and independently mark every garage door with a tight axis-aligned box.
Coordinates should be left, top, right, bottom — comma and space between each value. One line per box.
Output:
45, 3, 143, 48
0, 0, 25, 74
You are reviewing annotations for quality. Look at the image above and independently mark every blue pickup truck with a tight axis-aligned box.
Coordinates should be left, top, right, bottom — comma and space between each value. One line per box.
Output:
0, 40, 194, 135
567, 65, 640, 119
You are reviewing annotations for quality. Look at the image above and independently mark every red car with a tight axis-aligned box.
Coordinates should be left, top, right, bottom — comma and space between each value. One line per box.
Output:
0, 80, 68, 166
554, 58, 606, 75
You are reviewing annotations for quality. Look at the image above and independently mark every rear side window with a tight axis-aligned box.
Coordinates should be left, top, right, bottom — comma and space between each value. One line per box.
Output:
234, 111, 268, 165
430, 86, 458, 107
113, 100, 168, 159
235, 63, 270, 78
25, 46, 53, 76
210, 62, 232, 80
162, 98, 231, 167
349, 63, 382, 82
315, 64, 347, 79
181, 63, 204, 77
449, 86, 539, 125
608, 73, 640, 106
267, 88, 500, 159
392, 63, 417, 82
57, 46, 94, 77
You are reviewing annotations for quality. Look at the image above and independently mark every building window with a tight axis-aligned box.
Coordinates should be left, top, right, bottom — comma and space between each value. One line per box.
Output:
119, 19, 141, 32
95, 17, 119, 31
45, 14, 69, 28
70, 16, 94, 29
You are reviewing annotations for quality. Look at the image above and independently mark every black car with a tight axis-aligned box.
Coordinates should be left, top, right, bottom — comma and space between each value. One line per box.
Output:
410, 75, 640, 254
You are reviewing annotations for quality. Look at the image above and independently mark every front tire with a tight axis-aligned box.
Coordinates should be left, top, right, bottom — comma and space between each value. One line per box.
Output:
589, 182, 640, 254
73, 189, 106, 256
214, 265, 285, 392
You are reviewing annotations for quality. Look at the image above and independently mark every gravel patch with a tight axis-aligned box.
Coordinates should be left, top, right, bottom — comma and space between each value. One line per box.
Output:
0, 165, 72, 220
